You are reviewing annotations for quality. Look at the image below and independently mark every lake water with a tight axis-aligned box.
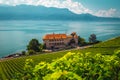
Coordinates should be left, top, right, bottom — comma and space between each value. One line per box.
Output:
0, 20, 120, 57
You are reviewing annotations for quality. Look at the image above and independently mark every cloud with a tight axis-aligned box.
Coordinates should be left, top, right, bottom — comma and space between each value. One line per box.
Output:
0, 0, 92, 14
95, 8, 116, 17
0, 0, 117, 17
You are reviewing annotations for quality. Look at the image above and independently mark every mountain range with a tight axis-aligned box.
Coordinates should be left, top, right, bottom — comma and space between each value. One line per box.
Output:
0, 5, 120, 21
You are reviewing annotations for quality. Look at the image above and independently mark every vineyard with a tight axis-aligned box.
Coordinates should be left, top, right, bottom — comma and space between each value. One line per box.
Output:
13, 50, 120, 80
0, 36, 120, 80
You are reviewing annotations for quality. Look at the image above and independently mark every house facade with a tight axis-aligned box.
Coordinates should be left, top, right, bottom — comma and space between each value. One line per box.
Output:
42, 32, 78, 49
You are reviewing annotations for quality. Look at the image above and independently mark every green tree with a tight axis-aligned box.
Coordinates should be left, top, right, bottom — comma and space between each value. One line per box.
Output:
89, 34, 97, 43
43, 43, 46, 49
39, 43, 44, 52
27, 39, 40, 52
78, 36, 86, 46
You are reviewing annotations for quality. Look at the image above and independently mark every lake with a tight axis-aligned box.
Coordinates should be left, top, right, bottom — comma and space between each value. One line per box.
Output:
0, 20, 120, 57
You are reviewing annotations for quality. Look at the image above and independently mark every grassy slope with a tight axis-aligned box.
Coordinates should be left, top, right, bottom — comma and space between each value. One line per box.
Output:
0, 36, 120, 79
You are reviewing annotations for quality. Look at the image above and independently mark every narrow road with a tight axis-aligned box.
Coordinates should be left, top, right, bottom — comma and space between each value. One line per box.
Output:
0, 45, 93, 61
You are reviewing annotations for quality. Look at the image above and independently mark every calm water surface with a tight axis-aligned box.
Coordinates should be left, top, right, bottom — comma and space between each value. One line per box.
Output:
0, 20, 120, 57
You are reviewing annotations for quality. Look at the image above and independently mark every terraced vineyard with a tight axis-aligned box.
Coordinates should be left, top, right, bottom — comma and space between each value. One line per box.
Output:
0, 36, 120, 80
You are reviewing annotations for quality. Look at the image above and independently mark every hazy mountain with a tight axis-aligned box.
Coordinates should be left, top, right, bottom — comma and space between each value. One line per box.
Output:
0, 5, 120, 21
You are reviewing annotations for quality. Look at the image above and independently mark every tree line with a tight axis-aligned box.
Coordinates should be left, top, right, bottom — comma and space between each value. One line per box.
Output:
23, 34, 100, 56
78, 34, 100, 46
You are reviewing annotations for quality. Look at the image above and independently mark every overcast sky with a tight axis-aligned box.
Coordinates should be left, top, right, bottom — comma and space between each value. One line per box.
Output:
0, 0, 120, 17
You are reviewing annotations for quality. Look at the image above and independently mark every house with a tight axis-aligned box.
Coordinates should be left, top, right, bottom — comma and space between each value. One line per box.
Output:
42, 32, 78, 50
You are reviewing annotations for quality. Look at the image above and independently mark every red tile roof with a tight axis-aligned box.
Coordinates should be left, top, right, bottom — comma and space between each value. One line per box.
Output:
43, 33, 67, 40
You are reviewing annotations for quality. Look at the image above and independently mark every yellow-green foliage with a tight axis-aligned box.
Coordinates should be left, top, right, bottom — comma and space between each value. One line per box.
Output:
13, 50, 120, 80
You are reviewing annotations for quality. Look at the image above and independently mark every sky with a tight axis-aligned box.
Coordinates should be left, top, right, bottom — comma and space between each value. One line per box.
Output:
0, 0, 120, 17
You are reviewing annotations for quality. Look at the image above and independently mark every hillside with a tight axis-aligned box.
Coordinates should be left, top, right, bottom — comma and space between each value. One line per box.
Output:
0, 5, 120, 21
0, 36, 120, 79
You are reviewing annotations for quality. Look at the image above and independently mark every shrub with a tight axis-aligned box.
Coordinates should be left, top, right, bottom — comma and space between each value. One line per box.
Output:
22, 51, 26, 55
28, 50, 36, 55
13, 50, 120, 80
